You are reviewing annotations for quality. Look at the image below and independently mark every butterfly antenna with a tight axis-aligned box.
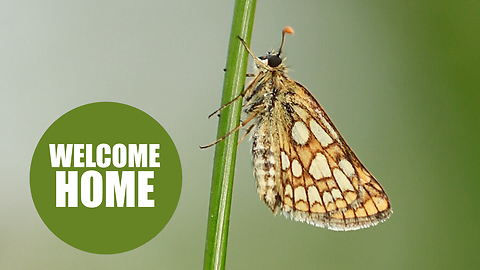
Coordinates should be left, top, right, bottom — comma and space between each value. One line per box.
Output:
277, 26, 294, 56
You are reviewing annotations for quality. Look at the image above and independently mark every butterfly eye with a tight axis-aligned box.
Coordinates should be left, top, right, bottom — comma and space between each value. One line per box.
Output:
266, 54, 282, 67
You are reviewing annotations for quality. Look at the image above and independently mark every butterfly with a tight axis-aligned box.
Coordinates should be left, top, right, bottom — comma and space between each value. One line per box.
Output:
203, 26, 392, 231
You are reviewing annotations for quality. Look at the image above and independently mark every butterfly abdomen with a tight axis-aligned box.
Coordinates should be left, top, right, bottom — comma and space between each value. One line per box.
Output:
251, 114, 283, 213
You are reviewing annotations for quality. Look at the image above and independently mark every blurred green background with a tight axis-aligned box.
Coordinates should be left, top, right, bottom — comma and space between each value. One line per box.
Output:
1, 1, 479, 269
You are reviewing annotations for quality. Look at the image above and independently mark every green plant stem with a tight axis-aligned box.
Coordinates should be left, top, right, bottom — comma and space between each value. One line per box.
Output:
203, 0, 256, 269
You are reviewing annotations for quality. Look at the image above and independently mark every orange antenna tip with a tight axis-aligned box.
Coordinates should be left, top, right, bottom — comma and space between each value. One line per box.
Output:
283, 26, 294, 35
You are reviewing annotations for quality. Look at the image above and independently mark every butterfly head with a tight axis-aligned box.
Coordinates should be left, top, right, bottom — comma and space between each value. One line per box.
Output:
257, 26, 294, 69
259, 52, 283, 68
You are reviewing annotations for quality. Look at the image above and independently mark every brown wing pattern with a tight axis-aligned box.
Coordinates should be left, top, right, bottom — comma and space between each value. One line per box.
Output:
268, 79, 392, 231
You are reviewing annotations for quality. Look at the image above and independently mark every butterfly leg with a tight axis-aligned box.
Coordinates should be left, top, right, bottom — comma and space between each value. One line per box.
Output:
200, 112, 257, 149
237, 123, 255, 146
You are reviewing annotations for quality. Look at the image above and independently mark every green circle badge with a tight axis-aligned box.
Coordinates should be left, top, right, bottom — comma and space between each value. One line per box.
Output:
30, 102, 182, 254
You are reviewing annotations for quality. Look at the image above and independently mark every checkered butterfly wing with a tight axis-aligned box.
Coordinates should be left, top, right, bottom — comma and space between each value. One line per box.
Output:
258, 78, 392, 231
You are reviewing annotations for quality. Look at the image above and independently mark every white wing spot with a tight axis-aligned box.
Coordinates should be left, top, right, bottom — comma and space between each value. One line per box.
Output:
322, 192, 334, 205
291, 159, 302, 178
307, 185, 322, 205
281, 151, 290, 170
320, 116, 339, 140
339, 159, 355, 177
331, 188, 343, 200
309, 152, 331, 179
292, 121, 310, 145
310, 119, 333, 147
292, 106, 310, 120
285, 184, 293, 198
333, 168, 355, 192
294, 186, 307, 202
